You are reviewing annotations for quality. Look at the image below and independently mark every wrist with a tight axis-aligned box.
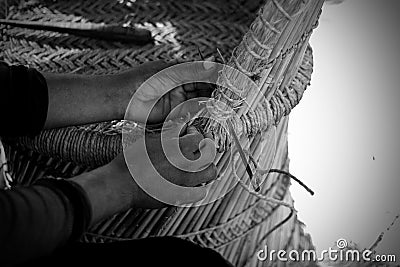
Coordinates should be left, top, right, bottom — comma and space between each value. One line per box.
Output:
109, 69, 142, 119
71, 162, 135, 225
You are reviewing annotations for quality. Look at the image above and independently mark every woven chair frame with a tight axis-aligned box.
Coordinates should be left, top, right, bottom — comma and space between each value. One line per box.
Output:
0, 0, 322, 266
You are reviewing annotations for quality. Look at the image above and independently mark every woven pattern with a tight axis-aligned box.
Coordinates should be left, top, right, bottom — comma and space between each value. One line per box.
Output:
1, 0, 320, 266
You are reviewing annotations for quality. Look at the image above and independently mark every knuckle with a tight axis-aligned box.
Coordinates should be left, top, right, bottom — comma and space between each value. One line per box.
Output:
205, 164, 218, 180
187, 133, 203, 146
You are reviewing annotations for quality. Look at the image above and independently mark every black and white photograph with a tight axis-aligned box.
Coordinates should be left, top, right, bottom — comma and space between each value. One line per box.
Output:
0, 0, 399, 266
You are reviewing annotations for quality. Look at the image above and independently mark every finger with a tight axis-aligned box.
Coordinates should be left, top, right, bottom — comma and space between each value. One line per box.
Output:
182, 82, 214, 98
171, 61, 220, 86
167, 99, 203, 121
203, 132, 214, 140
185, 164, 218, 186
179, 123, 188, 137
176, 186, 208, 206
197, 138, 217, 166
163, 122, 187, 139
186, 126, 199, 135
194, 62, 220, 83
203, 60, 215, 74
196, 82, 214, 98
179, 137, 216, 171
138, 61, 220, 104
182, 82, 196, 92
185, 91, 198, 100
180, 132, 204, 155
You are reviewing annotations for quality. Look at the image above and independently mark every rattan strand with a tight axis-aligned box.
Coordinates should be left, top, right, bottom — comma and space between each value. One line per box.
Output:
0, 1, 322, 265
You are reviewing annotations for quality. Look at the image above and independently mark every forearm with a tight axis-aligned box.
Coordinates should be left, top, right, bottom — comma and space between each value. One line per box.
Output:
70, 160, 136, 225
42, 60, 177, 129
42, 70, 137, 129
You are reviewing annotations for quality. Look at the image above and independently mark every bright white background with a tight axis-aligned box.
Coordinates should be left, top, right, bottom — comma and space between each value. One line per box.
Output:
288, 0, 400, 263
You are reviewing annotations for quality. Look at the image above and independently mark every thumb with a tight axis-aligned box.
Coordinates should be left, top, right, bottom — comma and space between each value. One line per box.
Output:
176, 186, 208, 206
161, 61, 220, 88
173, 60, 220, 83
135, 61, 220, 102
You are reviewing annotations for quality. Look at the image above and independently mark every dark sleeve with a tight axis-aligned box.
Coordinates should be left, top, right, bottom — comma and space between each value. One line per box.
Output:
0, 61, 49, 137
0, 178, 92, 266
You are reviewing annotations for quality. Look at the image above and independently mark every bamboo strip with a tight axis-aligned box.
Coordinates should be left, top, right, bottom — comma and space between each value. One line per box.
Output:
91, 213, 121, 236
206, 145, 256, 227
274, 1, 323, 100
172, 152, 237, 235
236, 228, 257, 266
246, 5, 307, 115
158, 207, 191, 236
115, 209, 146, 237
138, 208, 166, 238
182, 133, 260, 231
182, 141, 259, 234
149, 207, 177, 236
246, 204, 281, 267
226, 141, 269, 220
197, 1, 309, 150
273, 201, 293, 267
168, 159, 237, 235
238, 128, 279, 205
221, 0, 306, 116
263, 2, 317, 103
123, 209, 151, 237
157, 142, 235, 236
113, 209, 144, 237
203, 122, 278, 227
205, 138, 260, 228
203, 124, 284, 246
249, 214, 272, 267
249, 199, 287, 266
101, 209, 134, 237
211, 165, 286, 253
267, 2, 307, 61
132, 209, 160, 239
230, 118, 288, 222
228, 237, 243, 264
275, 2, 320, 94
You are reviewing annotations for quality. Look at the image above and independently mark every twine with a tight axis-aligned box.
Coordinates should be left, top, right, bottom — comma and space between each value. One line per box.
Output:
230, 147, 314, 212
230, 149, 295, 210
202, 23, 316, 151
368, 214, 400, 252
0, 0, 321, 259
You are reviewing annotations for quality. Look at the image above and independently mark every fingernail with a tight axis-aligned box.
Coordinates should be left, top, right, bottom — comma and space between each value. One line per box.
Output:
203, 59, 215, 70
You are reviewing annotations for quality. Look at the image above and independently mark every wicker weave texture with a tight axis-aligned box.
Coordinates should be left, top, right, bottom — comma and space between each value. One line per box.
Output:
0, 0, 320, 266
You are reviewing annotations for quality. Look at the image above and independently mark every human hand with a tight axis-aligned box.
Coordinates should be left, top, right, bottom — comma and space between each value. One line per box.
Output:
72, 124, 217, 224
42, 59, 218, 129
125, 60, 219, 124
117, 123, 217, 208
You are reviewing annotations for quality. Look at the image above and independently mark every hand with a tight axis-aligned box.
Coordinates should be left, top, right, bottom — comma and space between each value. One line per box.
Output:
125, 60, 219, 124
42, 59, 218, 129
72, 125, 217, 224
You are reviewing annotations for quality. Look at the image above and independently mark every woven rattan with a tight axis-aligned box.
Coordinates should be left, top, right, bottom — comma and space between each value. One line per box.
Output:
0, 0, 321, 266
